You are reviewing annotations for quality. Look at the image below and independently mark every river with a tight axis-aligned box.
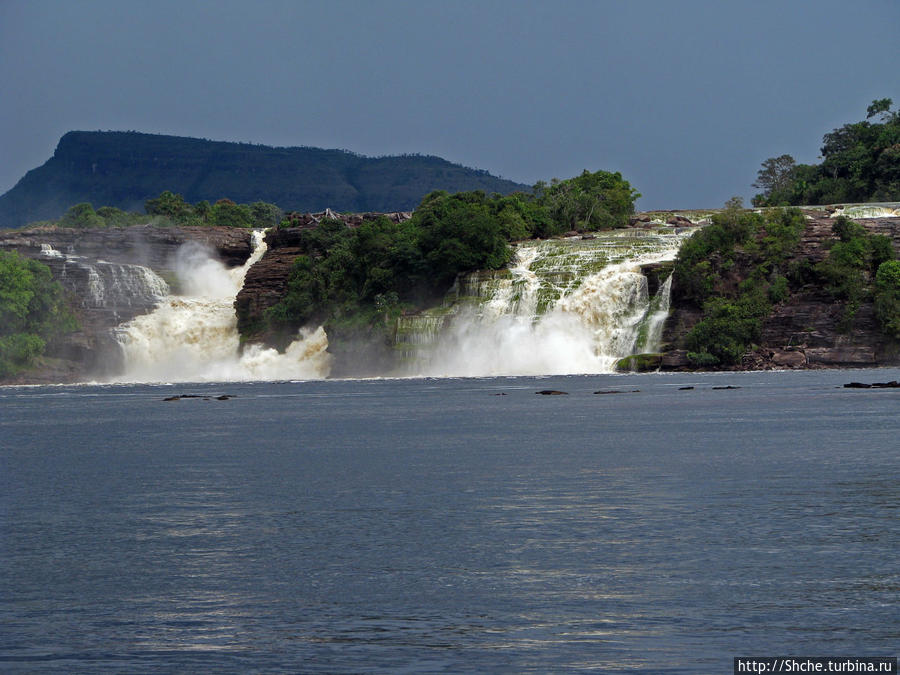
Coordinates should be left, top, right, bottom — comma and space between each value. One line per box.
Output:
1, 369, 898, 673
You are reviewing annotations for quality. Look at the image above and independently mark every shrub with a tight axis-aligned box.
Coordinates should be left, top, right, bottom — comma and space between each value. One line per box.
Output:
59, 202, 105, 228
684, 291, 769, 366
0, 252, 77, 377
874, 260, 900, 338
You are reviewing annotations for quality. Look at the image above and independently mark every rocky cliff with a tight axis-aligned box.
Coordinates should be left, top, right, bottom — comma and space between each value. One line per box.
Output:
235, 211, 412, 348
4, 209, 900, 384
1, 223, 252, 270
660, 211, 900, 370
0, 224, 253, 380
234, 208, 900, 372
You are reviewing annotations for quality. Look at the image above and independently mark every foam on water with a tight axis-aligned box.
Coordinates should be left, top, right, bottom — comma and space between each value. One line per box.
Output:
113, 231, 330, 383
402, 229, 695, 376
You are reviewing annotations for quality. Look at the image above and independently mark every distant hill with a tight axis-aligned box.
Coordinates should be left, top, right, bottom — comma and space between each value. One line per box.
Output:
0, 131, 529, 228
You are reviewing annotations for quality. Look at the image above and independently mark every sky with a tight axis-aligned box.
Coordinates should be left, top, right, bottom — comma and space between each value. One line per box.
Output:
1, 0, 898, 210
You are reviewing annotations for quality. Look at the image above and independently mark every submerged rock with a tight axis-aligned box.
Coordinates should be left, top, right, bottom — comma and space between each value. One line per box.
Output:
844, 381, 899, 389
536, 390, 568, 395
162, 393, 235, 401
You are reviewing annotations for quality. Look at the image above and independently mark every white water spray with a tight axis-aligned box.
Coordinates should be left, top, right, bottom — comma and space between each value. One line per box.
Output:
40, 244, 169, 309
113, 231, 330, 382
830, 204, 900, 219
401, 229, 694, 376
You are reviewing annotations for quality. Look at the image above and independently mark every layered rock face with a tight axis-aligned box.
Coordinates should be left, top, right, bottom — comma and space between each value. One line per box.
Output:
0, 224, 252, 270
661, 214, 900, 369
235, 212, 412, 347
234, 227, 307, 347
0, 224, 253, 379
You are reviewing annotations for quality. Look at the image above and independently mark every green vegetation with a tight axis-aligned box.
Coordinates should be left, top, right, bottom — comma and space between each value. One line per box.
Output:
674, 203, 807, 366
535, 170, 640, 232
752, 99, 900, 205
675, 207, 897, 366
40, 170, 637, 234
261, 171, 639, 345
615, 353, 662, 372
0, 252, 78, 378
874, 259, 900, 338
47, 192, 283, 229
816, 216, 896, 331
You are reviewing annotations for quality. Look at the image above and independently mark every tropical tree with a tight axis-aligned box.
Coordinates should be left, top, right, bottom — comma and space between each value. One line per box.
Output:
145, 191, 194, 222
250, 201, 284, 229
208, 199, 253, 228
540, 170, 639, 231
874, 260, 900, 338
60, 202, 105, 228
751, 155, 796, 205
751, 99, 900, 205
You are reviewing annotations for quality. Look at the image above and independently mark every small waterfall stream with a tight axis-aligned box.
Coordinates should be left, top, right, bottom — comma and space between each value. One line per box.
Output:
831, 205, 900, 219
40, 243, 169, 312
113, 231, 330, 383
398, 228, 695, 376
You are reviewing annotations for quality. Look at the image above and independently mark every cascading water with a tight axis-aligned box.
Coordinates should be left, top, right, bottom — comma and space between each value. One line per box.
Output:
40, 244, 169, 312
633, 273, 673, 354
399, 228, 696, 376
113, 231, 330, 383
831, 204, 900, 219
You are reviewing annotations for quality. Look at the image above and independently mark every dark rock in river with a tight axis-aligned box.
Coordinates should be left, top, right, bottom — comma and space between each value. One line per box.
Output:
845, 380, 900, 389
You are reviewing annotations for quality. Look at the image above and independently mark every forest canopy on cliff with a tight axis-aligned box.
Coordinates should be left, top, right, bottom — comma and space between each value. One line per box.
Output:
674, 207, 898, 366
752, 98, 900, 206
261, 170, 639, 345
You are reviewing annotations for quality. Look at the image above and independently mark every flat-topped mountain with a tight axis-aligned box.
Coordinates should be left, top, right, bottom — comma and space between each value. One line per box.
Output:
0, 131, 528, 228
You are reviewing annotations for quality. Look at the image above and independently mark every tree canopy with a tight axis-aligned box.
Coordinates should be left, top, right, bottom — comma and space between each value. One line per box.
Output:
674, 205, 898, 367
0, 252, 78, 377
44, 192, 284, 229
752, 99, 900, 206
258, 169, 640, 346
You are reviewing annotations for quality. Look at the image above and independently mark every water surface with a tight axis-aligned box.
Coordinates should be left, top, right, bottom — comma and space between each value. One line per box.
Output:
2, 369, 898, 672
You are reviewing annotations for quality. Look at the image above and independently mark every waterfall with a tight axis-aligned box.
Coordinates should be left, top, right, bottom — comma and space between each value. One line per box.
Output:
400, 229, 694, 376
831, 204, 900, 219
113, 231, 330, 383
40, 243, 169, 311
97, 225, 696, 381
633, 273, 673, 355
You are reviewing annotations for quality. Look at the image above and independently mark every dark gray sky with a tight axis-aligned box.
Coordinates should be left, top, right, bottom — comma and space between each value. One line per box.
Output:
1, 0, 898, 210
